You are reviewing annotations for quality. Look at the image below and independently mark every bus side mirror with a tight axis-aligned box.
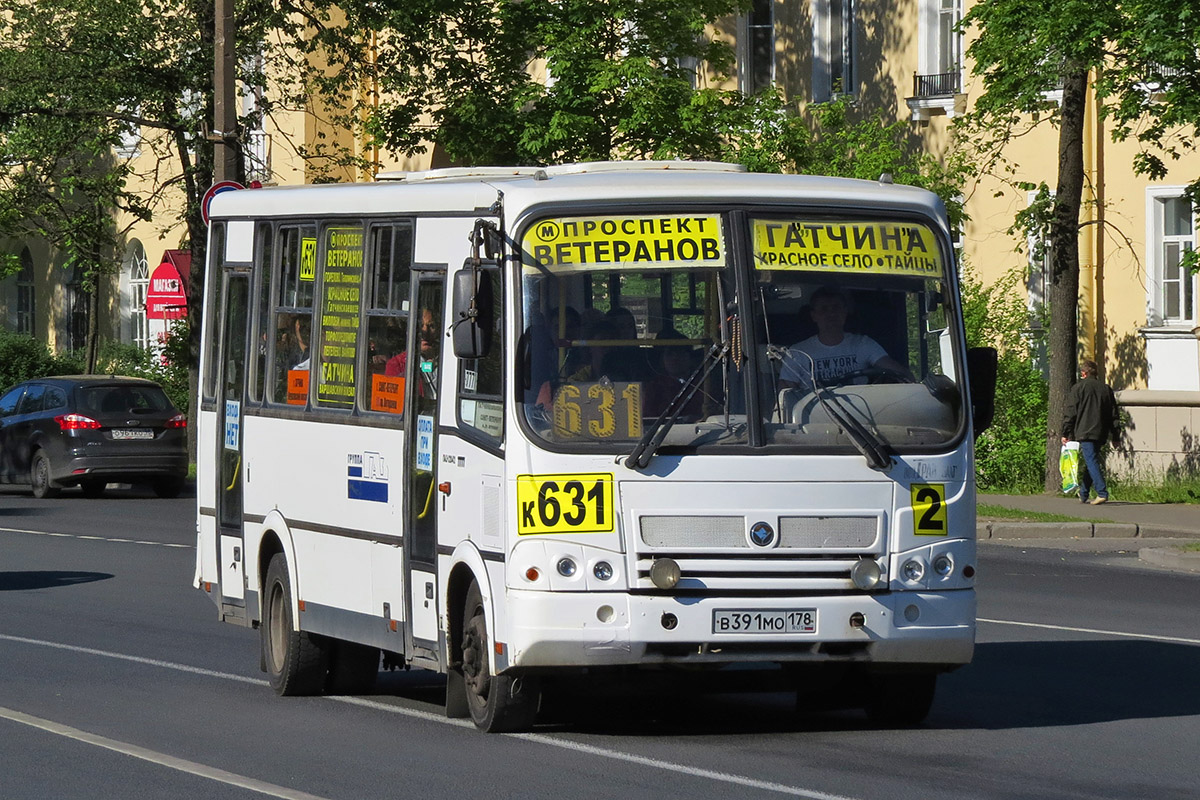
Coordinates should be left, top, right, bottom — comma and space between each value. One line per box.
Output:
966, 346, 998, 437
452, 267, 494, 360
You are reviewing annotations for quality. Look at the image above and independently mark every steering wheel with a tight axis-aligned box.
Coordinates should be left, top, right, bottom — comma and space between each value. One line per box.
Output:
827, 365, 915, 387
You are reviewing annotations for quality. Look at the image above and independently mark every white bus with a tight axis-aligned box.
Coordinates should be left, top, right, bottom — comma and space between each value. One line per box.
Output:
194, 161, 996, 732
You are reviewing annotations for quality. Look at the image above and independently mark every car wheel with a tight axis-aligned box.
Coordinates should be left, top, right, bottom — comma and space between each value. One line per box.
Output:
153, 477, 184, 498
79, 479, 107, 498
30, 452, 60, 499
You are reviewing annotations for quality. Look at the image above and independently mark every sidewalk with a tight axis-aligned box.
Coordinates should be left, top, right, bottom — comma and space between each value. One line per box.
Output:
978, 493, 1200, 573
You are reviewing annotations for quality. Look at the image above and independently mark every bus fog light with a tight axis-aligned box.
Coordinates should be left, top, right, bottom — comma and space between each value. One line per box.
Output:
904, 604, 921, 622
592, 561, 614, 581
933, 554, 954, 577
850, 559, 882, 590
556, 558, 577, 577
597, 605, 614, 623
901, 558, 925, 583
649, 558, 681, 590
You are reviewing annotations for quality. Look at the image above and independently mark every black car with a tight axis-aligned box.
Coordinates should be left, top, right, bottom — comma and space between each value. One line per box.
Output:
0, 375, 188, 498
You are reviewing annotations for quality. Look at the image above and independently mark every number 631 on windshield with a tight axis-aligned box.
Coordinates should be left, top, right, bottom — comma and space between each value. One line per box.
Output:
516, 473, 615, 535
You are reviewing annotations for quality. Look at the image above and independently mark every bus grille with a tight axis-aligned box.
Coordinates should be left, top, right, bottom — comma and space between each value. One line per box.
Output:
636, 514, 882, 594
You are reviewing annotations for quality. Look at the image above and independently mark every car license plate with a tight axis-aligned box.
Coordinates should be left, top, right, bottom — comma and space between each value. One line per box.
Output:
713, 609, 817, 634
111, 429, 154, 440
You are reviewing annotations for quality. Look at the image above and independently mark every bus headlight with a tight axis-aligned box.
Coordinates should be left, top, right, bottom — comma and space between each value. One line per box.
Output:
901, 558, 926, 583
556, 557, 578, 577
932, 553, 954, 577
592, 561, 614, 581
850, 558, 883, 590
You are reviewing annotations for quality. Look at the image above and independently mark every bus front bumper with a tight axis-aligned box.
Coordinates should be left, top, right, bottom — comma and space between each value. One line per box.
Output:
503, 589, 975, 670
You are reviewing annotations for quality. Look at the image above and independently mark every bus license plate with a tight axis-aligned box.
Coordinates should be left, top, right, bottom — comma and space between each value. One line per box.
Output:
112, 429, 154, 440
713, 609, 817, 635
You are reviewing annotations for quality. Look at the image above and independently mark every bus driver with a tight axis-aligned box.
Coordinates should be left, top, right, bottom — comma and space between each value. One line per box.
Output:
778, 284, 910, 390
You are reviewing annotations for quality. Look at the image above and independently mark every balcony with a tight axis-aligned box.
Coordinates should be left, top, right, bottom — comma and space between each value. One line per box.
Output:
906, 70, 965, 121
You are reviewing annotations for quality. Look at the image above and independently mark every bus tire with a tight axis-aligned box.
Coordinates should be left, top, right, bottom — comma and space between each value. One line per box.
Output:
326, 641, 379, 695
30, 451, 60, 499
461, 582, 539, 732
262, 553, 328, 696
864, 671, 937, 726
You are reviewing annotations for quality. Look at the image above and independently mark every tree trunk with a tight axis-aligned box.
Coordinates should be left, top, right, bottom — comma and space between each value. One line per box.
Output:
1043, 66, 1088, 493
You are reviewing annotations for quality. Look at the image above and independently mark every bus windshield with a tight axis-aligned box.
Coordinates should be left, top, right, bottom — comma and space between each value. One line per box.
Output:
518, 211, 964, 456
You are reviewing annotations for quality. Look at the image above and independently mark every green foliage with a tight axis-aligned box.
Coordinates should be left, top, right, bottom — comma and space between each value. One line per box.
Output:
0, 330, 84, 391
961, 264, 1049, 492
95, 320, 191, 414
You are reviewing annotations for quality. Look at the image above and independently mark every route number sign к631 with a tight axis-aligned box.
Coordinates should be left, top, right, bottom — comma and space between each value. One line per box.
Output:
516, 473, 615, 535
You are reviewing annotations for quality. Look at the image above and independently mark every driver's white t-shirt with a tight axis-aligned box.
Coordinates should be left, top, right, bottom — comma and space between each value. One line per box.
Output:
779, 333, 888, 387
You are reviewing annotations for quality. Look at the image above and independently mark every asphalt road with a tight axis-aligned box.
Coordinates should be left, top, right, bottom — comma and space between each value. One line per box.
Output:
1, 485, 1197, 800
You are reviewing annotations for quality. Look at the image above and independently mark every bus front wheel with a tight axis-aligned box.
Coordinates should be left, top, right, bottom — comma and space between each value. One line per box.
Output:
262, 553, 328, 696
460, 582, 539, 732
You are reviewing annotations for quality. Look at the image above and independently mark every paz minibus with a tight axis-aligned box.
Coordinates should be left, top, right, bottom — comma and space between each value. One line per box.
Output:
194, 161, 997, 731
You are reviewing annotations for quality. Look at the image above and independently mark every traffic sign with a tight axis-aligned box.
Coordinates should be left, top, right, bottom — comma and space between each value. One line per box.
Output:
202, 180, 244, 226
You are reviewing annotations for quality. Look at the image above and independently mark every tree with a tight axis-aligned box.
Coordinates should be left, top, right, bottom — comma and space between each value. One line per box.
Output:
958, 0, 1192, 491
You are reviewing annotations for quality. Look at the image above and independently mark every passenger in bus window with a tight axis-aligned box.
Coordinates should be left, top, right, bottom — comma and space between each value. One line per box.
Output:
291, 315, 312, 370
778, 285, 909, 389
385, 307, 438, 398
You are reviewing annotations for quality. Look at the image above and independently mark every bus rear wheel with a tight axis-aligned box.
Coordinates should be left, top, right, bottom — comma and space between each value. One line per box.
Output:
460, 582, 539, 732
262, 553, 328, 696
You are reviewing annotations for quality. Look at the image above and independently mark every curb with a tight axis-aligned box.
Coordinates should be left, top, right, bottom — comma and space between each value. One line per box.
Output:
977, 522, 1196, 540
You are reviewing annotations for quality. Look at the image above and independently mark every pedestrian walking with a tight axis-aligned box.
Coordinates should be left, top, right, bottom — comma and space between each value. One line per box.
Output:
1061, 359, 1121, 504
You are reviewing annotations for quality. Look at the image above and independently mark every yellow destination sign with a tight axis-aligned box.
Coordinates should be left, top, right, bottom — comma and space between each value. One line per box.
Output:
752, 220, 943, 277
524, 214, 725, 272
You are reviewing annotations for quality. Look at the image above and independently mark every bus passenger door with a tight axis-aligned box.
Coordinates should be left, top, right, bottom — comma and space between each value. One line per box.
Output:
217, 273, 250, 613
404, 274, 445, 661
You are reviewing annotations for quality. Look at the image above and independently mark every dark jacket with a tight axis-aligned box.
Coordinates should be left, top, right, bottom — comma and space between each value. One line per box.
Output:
1062, 375, 1120, 443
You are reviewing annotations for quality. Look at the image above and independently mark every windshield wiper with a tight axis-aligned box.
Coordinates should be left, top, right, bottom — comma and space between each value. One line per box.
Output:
767, 344, 891, 472
627, 341, 728, 470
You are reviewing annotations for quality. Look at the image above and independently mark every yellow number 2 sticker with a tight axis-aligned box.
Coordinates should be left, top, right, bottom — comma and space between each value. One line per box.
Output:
911, 483, 948, 536
517, 473, 615, 535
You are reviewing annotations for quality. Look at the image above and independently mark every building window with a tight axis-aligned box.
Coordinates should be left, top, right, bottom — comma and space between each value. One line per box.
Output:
127, 242, 150, 349
908, 0, 963, 119
813, 0, 855, 101
1147, 190, 1196, 326
17, 247, 34, 336
740, 0, 774, 94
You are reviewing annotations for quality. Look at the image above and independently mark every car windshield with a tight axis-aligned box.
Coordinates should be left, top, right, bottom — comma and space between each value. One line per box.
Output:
517, 211, 964, 457
79, 384, 173, 415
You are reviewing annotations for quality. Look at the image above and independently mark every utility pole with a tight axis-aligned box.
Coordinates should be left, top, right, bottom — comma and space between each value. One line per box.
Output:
213, 0, 237, 183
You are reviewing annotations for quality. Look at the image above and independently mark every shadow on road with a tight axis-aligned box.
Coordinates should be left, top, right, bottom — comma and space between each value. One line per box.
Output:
0, 571, 113, 591
364, 639, 1200, 735
938, 640, 1200, 729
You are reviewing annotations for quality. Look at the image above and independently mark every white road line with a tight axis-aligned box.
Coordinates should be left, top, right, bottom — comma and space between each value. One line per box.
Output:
979, 618, 1200, 646
0, 706, 333, 800
2, 633, 858, 800
0, 526, 190, 549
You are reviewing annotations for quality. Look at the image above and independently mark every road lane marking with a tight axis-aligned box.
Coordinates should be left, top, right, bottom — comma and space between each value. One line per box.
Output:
0, 526, 190, 549
979, 618, 1200, 645
0, 634, 265, 685
0, 706, 333, 800
2, 633, 858, 800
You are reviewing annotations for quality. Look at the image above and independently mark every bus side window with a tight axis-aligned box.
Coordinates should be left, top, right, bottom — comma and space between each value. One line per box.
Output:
270, 224, 316, 406
457, 266, 504, 442
250, 223, 273, 403
363, 221, 413, 416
